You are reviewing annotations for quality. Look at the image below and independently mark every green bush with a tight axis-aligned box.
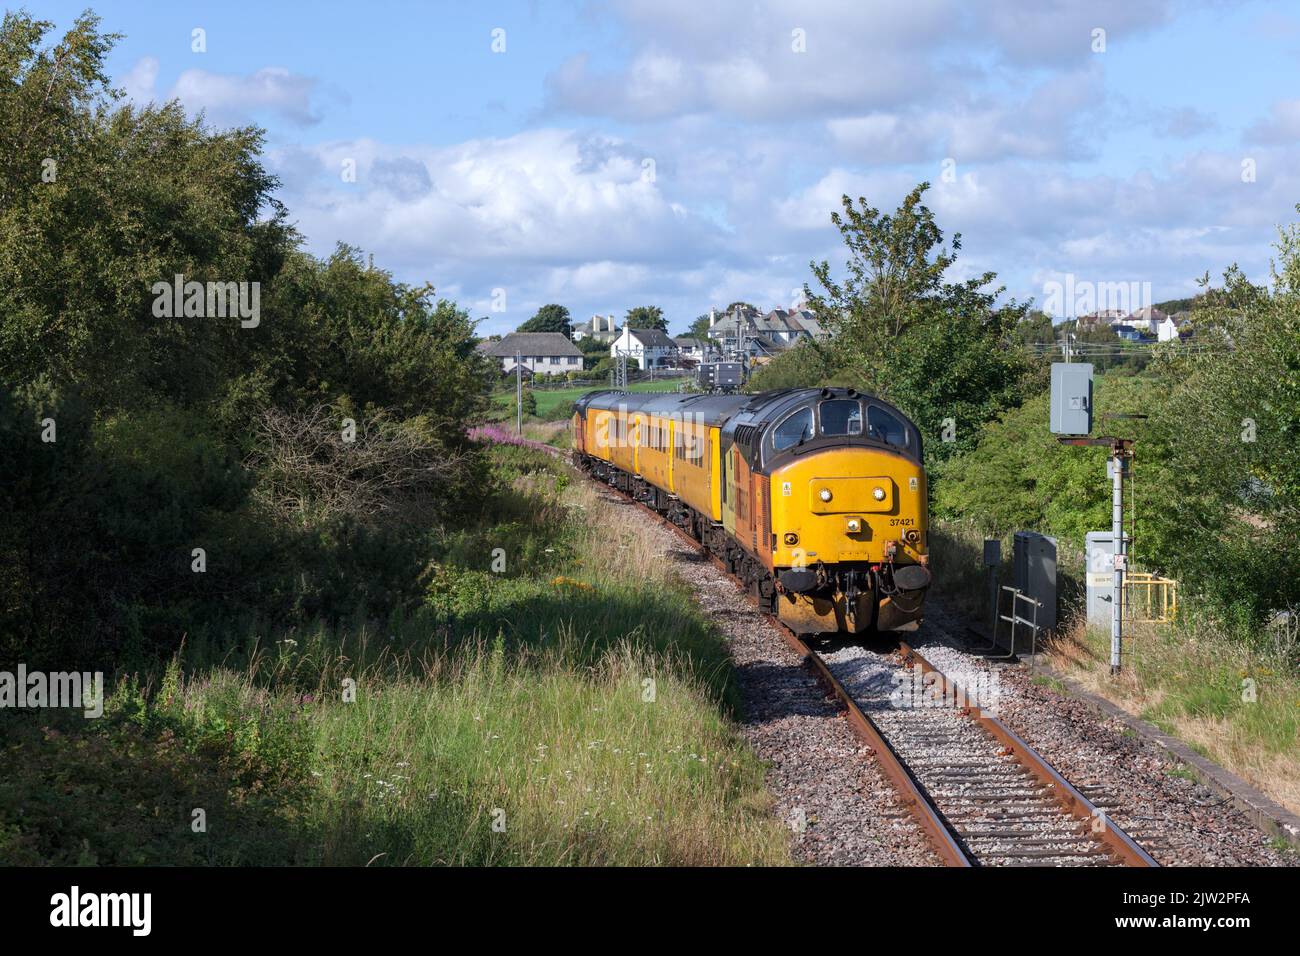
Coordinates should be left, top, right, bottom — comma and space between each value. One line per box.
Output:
0, 15, 494, 670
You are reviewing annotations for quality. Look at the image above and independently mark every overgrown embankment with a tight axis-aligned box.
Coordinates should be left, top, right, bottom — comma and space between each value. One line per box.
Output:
0, 444, 790, 866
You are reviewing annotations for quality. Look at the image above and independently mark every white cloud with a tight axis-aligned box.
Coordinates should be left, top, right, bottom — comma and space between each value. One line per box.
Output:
172, 67, 322, 126
979, 0, 1173, 65
1246, 98, 1300, 144
825, 69, 1105, 166
269, 129, 732, 332
1154, 106, 1217, 138
183, 0, 1298, 334
119, 56, 159, 105
545, 0, 1173, 124
547, 0, 950, 121
115, 58, 324, 127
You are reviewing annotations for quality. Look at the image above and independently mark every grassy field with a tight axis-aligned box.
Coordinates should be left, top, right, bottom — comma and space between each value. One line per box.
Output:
929, 519, 1300, 817
0, 444, 790, 866
490, 378, 690, 421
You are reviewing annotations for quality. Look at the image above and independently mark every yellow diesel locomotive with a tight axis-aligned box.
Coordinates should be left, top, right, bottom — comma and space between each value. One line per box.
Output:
572, 387, 931, 635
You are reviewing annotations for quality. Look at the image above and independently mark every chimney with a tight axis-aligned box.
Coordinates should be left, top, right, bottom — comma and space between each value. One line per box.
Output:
709, 307, 716, 328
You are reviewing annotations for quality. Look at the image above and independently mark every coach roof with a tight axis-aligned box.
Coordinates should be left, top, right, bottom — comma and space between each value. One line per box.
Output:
577, 390, 749, 427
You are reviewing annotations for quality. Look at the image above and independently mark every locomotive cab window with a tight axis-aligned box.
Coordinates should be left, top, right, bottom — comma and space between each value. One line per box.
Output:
867, 405, 908, 449
819, 399, 862, 436
772, 407, 814, 452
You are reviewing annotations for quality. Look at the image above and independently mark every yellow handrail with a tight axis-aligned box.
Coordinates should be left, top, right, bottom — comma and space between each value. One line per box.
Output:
1124, 572, 1178, 623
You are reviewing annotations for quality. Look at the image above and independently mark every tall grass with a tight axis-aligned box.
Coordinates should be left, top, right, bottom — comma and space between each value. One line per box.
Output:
0, 444, 789, 866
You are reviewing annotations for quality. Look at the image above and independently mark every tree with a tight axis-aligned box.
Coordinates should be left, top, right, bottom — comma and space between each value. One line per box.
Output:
0, 13, 495, 667
886, 296, 1039, 462
518, 303, 571, 335
1137, 237, 1300, 623
0, 11, 290, 413
625, 305, 667, 331
805, 184, 956, 388
576, 334, 609, 369
747, 340, 846, 391
0, 11, 120, 212
686, 314, 713, 340
804, 183, 1030, 464
1014, 310, 1056, 346
726, 301, 757, 313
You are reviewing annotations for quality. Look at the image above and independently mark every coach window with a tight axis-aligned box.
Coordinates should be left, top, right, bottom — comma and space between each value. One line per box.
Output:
819, 399, 862, 436
867, 405, 908, 449
772, 407, 814, 452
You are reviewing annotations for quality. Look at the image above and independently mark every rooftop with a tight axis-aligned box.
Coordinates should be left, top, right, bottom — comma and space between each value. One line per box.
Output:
625, 328, 677, 348
484, 332, 583, 357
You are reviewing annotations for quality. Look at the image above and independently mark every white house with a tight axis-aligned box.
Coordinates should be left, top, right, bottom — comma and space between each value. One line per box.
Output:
1116, 307, 1168, 336
485, 332, 584, 375
572, 314, 621, 344
673, 336, 715, 364
1157, 312, 1193, 342
612, 327, 678, 369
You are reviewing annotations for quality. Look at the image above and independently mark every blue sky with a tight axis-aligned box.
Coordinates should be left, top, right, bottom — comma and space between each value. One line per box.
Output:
32, 0, 1300, 334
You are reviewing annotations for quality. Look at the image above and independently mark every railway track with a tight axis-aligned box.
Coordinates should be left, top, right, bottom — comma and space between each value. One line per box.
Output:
537, 440, 1159, 867
814, 639, 1158, 866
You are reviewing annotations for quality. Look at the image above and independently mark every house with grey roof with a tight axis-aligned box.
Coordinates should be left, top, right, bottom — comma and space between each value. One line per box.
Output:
786, 308, 830, 340
1116, 306, 1169, 336
611, 326, 679, 369
484, 332, 584, 375
704, 304, 831, 359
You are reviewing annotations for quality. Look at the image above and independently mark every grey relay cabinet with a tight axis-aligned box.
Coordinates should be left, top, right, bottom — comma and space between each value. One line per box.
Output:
1050, 362, 1093, 435
1012, 531, 1058, 630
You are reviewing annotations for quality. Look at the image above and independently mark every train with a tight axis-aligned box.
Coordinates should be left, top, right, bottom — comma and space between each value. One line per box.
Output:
571, 386, 931, 635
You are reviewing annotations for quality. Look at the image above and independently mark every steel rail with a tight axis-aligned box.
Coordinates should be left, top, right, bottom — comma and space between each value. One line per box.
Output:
898, 641, 1159, 868
775, 628, 973, 866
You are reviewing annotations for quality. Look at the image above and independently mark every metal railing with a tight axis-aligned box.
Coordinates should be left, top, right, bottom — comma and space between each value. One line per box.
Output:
1124, 573, 1178, 623
990, 585, 1043, 668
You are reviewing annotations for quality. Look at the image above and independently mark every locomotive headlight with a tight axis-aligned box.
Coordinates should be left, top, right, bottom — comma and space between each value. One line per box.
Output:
905, 529, 920, 544
846, 518, 862, 533
819, 488, 832, 502
784, 532, 799, 546
872, 486, 886, 501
